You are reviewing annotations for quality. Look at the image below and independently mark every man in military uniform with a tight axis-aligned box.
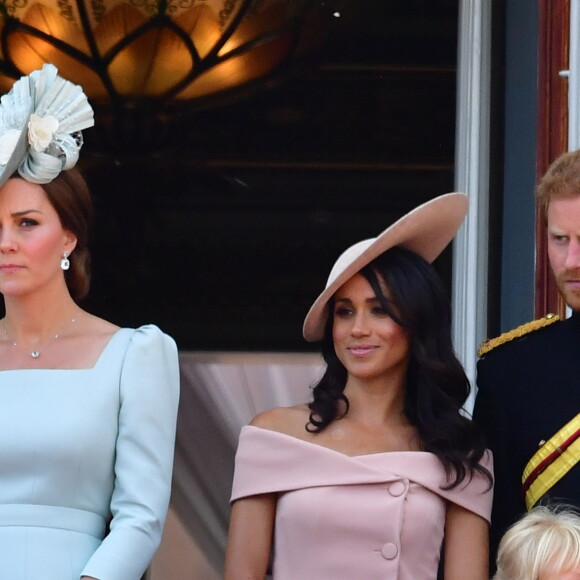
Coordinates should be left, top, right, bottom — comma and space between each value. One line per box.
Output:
474, 149, 580, 563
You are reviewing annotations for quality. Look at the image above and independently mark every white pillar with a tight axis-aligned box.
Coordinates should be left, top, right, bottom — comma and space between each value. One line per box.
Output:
453, 0, 492, 413
569, 0, 580, 150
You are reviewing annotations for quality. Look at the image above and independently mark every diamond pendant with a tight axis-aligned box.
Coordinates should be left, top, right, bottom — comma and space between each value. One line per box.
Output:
31, 351, 40, 358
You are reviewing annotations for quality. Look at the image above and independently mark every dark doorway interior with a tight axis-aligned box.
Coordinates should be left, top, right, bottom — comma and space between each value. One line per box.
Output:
81, 1, 459, 351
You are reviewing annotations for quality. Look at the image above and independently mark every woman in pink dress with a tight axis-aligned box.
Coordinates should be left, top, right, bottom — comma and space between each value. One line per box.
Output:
225, 192, 493, 580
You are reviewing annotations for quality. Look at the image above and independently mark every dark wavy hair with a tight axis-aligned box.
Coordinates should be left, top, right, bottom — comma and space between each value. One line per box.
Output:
307, 246, 492, 489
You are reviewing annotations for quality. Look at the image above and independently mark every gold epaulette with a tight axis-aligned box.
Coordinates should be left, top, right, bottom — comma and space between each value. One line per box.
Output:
477, 313, 560, 357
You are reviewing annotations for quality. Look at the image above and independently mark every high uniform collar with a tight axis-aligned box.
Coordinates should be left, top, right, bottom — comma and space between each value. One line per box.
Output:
570, 309, 580, 332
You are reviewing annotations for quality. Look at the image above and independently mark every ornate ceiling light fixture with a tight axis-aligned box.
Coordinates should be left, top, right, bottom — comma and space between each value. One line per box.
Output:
0, 0, 341, 108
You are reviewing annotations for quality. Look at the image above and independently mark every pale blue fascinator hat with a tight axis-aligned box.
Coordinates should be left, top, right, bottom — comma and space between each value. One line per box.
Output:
0, 63, 94, 187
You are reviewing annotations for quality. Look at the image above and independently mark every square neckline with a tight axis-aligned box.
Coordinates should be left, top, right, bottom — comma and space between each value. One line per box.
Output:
0, 327, 128, 373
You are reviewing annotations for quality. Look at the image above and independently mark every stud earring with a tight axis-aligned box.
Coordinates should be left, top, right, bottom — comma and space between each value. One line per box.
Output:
61, 252, 70, 271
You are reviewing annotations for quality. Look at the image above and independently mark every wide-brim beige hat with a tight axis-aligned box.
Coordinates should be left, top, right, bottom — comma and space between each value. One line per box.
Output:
302, 192, 468, 342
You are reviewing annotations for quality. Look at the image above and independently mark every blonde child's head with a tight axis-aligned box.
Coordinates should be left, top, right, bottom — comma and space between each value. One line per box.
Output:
494, 506, 580, 580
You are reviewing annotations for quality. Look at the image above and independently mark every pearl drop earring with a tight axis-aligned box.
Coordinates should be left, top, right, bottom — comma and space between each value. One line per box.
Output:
61, 252, 70, 271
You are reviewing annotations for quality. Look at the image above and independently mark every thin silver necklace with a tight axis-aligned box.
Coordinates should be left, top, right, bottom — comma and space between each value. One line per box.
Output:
2, 317, 77, 359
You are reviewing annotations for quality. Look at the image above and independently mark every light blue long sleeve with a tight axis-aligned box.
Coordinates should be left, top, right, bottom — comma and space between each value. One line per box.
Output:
81, 325, 180, 580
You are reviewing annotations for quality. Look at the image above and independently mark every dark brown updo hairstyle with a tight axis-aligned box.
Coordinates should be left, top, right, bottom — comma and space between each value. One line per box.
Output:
41, 167, 93, 302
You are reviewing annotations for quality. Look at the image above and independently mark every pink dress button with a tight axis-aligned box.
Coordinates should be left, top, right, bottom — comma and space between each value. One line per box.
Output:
381, 542, 398, 560
389, 481, 406, 497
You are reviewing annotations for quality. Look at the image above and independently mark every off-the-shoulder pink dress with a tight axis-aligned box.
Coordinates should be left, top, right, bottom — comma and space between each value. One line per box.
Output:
231, 425, 493, 580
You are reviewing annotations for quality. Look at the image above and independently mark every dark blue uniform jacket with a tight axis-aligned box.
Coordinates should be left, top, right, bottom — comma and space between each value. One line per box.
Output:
474, 311, 580, 562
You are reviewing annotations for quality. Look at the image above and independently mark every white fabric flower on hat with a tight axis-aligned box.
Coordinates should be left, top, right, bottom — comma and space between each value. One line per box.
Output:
28, 114, 59, 152
0, 63, 94, 186
0, 129, 21, 165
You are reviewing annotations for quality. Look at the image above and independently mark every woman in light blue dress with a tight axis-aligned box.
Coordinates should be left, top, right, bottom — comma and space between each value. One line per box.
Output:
0, 65, 180, 580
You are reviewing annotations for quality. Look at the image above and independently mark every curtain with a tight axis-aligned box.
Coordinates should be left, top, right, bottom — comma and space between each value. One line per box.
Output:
171, 351, 324, 574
